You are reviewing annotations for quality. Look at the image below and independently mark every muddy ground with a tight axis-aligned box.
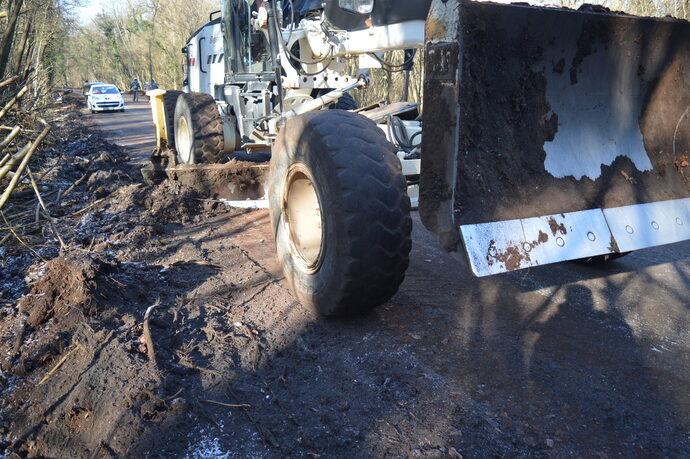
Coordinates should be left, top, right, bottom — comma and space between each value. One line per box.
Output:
0, 93, 689, 458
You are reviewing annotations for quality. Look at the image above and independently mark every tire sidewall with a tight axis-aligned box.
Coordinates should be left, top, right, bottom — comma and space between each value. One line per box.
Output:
269, 114, 350, 315
174, 93, 196, 164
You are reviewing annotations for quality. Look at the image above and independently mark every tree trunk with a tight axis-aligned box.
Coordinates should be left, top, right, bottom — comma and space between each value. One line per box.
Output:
0, 0, 25, 78
13, 18, 32, 77
20, 40, 33, 81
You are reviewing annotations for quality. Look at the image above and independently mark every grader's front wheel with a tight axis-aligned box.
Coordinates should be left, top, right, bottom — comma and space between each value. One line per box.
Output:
173, 92, 224, 164
269, 110, 412, 317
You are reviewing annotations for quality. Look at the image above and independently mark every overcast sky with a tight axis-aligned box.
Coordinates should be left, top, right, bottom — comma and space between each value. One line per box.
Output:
73, 0, 109, 24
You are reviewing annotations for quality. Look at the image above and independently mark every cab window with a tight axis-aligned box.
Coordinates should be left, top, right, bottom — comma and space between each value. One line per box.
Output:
226, 0, 271, 74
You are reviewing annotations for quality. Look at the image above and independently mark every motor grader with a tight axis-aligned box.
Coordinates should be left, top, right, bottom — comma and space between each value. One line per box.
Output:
148, 0, 690, 316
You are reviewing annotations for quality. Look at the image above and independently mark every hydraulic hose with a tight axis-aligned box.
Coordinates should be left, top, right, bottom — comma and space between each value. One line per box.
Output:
266, 0, 285, 112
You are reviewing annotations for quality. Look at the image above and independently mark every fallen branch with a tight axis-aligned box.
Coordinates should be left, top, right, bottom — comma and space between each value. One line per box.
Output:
65, 198, 104, 218
60, 167, 91, 200
226, 386, 280, 449
164, 388, 184, 401
35, 155, 62, 183
0, 76, 18, 89
201, 399, 251, 409
0, 143, 30, 182
0, 221, 41, 231
0, 125, 20, 151
0, 210, 46, 261
0, 123, 51, 212
0, 125, 36, 133
5, 207, 37, 221
28, 167, 65, 250
0, 85, 29, 122
142, 300, 160, 363
39, 347, 77, 385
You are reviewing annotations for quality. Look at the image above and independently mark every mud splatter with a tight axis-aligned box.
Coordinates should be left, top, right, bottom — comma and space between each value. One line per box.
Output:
547, 217, 568, 236
608, 234, 621, 253
486, 240, 530, 271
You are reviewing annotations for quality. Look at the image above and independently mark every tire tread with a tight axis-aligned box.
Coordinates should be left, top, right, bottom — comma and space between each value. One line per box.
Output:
282, 110, 411, 315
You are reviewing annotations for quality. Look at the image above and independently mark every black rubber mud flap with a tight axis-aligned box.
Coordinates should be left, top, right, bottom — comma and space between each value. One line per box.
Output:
173, 92, 224, 164
269, 110, 411, 317
162, 90, 183, 150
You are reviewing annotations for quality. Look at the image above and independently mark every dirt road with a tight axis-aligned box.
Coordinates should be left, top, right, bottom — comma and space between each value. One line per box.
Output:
89, 100, 156, 165
3, 99, 689, 457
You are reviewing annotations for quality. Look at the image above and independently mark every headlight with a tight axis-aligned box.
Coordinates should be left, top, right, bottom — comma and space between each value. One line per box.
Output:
338, 0, 373, 15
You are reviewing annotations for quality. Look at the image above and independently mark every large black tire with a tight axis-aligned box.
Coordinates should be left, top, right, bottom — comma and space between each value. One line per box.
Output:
162, 90, 183, 150
269, 110, 411, 317
173, 92, 224, 164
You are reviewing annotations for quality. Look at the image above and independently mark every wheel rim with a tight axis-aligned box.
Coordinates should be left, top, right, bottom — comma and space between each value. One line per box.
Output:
176, 116, 193, 163
283, 165, 324, 272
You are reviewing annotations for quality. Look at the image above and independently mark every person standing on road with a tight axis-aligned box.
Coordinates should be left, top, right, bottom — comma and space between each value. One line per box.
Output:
130, 78, 141, 102
146, 79, 158, 101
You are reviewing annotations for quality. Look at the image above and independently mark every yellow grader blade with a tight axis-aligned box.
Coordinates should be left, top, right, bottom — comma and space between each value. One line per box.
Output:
421, 0, 690, 276
144, 90, 269, 202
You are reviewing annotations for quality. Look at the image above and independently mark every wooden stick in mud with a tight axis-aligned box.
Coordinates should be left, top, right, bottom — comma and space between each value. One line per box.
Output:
65, 198, 104, 218
143, 301, 160, 363
0, 123, 51, 212
201, 399, 251, 409
226, 386, 280, 449
39, 347, 77, 384
60, 167, 91, 200
0, 210, 46, 261
27, 167, 66, 249
0, 221, 41, 231
35, 156, 62, 183
0, 86, 28, 122
5, 207, 36, 221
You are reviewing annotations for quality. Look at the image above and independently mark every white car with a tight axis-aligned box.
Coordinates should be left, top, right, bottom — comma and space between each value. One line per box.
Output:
87, 84, 125, 113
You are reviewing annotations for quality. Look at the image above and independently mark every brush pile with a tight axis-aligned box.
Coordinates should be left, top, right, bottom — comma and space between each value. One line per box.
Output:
0, 76, 61, 254
0, 81, 142, 305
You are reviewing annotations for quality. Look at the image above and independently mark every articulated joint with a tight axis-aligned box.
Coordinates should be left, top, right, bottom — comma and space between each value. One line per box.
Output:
268, 76, 368, 133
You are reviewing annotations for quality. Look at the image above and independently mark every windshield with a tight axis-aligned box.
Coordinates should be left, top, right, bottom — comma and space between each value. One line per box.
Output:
92, 86, 119, 95
222, 0, 271, 74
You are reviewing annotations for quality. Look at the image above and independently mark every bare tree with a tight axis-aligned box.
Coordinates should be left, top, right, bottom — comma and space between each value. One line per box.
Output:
0, 0, 25, 77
